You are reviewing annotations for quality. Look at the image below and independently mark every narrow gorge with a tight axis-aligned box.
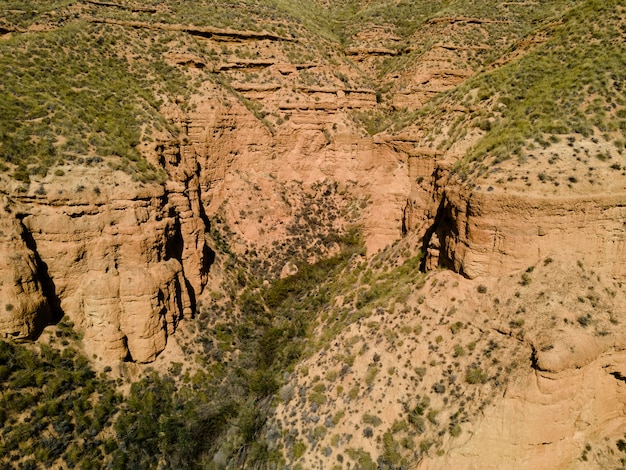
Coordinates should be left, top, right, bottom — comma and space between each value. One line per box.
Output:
1, 1, 625, 468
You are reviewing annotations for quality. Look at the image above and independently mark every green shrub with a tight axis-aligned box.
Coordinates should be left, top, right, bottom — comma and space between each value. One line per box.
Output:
453, 344, 465, 357
465, 367, 488, 384
362, 413, 382, 427
292, 441, 307, 459
450, 423, 462, 437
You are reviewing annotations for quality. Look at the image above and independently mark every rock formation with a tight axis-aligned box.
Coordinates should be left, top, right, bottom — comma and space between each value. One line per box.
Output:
427, 185, 626, 279
0, 196, 51, 340
1, 0, 625, 467
0, 165, 200, 362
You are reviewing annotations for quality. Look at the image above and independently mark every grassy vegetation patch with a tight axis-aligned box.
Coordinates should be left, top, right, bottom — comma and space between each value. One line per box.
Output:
0, 21, 184, 182
0, 330, 119, 469
452, 0, 626, 171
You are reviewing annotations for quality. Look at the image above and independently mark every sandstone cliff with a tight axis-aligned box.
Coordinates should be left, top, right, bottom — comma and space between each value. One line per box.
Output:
0, 167, 199, 363
0, 196, 51, 340
1, 0, 625, 468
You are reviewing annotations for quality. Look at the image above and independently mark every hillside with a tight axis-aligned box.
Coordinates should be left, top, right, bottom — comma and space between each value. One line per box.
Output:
1, 0, 625, 468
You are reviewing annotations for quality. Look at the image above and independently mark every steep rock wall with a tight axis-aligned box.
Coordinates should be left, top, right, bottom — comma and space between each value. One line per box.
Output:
184, 87, 413, 256
429, 184, 626, 279
20, 173, 193, 363
0, 150, 209, 363
0, 197, 51, 339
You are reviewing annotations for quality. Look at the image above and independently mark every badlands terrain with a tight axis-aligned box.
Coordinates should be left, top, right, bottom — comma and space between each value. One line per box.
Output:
0, 0, 625, 468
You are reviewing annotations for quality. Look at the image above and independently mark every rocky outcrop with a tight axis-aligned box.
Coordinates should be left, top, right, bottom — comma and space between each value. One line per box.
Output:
418, 348, 626, 469
0, 197, 51, 340
0, 158, 206, 362
88, 18, 296, 42
156, 135, 213, 298
24, 177, 192, 363
428, 185, 626, 279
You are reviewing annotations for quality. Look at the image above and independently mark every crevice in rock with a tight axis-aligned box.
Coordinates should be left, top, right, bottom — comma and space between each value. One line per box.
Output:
197, 190, 216, 277
184, 277, 197, 317
401, 201, 409, 236
164, 212, 199, 314
201, 243, 216, 276
610, 371, 626, 383
419, 196, 453, 272
197, 192, 211, 232
172, 276, 185, 326
165, 216, 184, 261
529, 344, 544, 372
122, 336, 133, 362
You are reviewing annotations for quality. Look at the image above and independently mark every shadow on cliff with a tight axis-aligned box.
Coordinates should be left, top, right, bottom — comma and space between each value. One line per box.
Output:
165, 210, 215, 316
17, 217, 64, 338
198, 199, 216, 274
193, 199, 216, 311
419, 195, 456, 273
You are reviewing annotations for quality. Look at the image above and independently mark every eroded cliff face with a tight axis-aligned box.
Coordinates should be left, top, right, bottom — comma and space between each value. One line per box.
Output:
1, 3, 626, 467
181, 81, 414, 260
0, 197, 51, 339
416, 132, 626, 281
0, 2, 520, 364
0, 108, 220, 361
431, 187, 626, 279
0, 81, 414, 362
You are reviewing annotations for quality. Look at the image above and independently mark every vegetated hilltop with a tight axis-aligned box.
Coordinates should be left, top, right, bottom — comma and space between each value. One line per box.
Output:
0, 0, 625, 468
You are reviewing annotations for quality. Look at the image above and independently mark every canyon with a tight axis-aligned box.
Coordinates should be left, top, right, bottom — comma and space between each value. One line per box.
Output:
1, 0, 625, 468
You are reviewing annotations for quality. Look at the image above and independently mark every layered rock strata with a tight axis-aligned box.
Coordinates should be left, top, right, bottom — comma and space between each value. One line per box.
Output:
0, 197, 51, 339
427, 185, 626, 279
0, 151, 209, 363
